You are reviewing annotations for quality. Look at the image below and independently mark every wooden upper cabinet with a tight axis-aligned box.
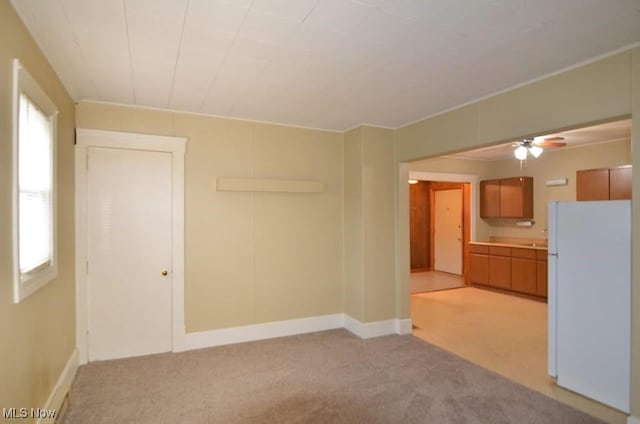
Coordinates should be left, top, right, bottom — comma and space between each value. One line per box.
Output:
577, 166, 632, 201
480, 180, 500, 218
609, 166, 632, 200
480, 177, 533, 219
577, 168, 610, 201
499, 177, 533, 218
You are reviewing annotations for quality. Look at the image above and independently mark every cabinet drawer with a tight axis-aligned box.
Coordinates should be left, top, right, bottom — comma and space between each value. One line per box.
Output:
469, 244, 489, 254
536, 250, 548, 261
489, 246, 511, 257
511, 248, 536, 259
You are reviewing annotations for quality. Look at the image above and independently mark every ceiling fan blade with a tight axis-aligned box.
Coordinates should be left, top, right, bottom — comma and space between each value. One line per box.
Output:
536, 140, 566, 148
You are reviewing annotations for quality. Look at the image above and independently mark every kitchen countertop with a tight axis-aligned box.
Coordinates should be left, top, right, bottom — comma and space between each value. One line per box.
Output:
469, 241, 548, 250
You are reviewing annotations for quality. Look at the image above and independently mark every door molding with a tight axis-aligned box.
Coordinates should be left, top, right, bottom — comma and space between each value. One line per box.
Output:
75, 129, 187, 364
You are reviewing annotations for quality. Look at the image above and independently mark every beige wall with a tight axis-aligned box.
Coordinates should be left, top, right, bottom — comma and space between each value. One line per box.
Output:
344, 127, 364, 320
361, 126, 396, 322
343, 126, 397, 322
396, 46, 640, 417
486, 139, 631, 239
0, 0, 76, 415
398, 51, 632, 162
76, 102, 344, 332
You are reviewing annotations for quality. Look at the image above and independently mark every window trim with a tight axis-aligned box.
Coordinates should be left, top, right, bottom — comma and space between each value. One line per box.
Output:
12, 59, 59, 303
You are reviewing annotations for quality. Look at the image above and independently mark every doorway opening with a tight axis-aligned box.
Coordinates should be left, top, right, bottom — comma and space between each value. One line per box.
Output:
409, 177, 472, 294
404, 118, 632, 423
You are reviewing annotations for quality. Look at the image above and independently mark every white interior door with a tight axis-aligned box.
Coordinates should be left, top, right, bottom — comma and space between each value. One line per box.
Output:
434, 189, 462, 275
87, 146, 173, 361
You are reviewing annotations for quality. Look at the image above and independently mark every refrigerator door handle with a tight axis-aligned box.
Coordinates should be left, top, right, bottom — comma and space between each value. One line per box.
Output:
549, 253, 558, 257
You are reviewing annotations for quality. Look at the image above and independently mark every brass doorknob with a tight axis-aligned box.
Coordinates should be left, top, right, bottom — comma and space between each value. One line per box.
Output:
161, 269, 168, 276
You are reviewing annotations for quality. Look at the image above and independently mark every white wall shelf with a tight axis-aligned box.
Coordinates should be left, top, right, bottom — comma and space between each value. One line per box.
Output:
216, 178, 325, 193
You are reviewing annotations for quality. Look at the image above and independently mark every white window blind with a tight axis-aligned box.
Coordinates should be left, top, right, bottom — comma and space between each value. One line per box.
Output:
12, 58, 58, 303
18, 93, 53, 274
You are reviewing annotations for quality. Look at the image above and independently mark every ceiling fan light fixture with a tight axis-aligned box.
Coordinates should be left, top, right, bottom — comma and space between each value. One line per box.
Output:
514, 145, 528, 160
528, 145, 543, 158
408, 179, 418, 184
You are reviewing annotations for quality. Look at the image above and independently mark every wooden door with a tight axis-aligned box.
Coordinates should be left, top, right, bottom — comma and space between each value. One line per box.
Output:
609, 166, 632, 200
480, 180, 500, 218
576, 168, 609, 201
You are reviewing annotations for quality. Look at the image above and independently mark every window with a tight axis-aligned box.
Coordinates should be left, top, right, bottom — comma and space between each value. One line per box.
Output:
12, 59, 58, 303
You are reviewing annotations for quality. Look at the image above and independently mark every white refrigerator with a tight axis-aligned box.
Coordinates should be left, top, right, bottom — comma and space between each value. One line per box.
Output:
547, 200, 631, 413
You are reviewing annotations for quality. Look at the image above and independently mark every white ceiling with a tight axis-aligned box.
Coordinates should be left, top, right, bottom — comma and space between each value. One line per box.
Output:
10, 0, 640, 131
444, 118, 633, 161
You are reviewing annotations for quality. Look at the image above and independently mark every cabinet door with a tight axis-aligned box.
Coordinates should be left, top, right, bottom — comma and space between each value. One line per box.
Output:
536, 260, 547, 297
500, 177, 533, 218
511, 258, 537, 295
480, 180, 500, 218
488, 256, 511, 289
609, 166, 632, 200
469, 254, 489, 284
576, 168, 609, 201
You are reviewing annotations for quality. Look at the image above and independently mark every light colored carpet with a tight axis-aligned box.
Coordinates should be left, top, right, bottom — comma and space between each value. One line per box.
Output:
64, 330, 602, 424
410, 270, 465, 294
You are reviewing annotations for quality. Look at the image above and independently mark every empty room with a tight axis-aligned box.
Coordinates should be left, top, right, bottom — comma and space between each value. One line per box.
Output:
1, 1, 640, 423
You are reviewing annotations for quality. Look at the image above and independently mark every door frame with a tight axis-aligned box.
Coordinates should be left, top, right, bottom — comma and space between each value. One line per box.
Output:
75, 129, 187, 364
409, 171, 477, 283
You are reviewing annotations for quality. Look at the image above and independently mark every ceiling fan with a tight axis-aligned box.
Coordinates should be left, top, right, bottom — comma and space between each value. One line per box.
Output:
513, 136, 566, 160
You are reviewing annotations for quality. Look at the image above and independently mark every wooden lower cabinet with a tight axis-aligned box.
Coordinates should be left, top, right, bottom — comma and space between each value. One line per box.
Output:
536, 260, 548, 297
511, 258, 537, 295
469, 254, 489, 285
488, 256, 511, 289
469, 243, 547, 298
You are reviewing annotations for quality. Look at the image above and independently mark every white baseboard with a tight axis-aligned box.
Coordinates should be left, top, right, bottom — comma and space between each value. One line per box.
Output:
185, 313, 345, 351
185, 314, 413, 351
395, 318, 413, 335
627, 416, 640, 424
344, 315, 413, 339
37, 348, 79, 424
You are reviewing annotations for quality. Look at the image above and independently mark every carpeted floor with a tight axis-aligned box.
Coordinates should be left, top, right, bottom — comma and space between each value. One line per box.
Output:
64, 330, 602, 424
